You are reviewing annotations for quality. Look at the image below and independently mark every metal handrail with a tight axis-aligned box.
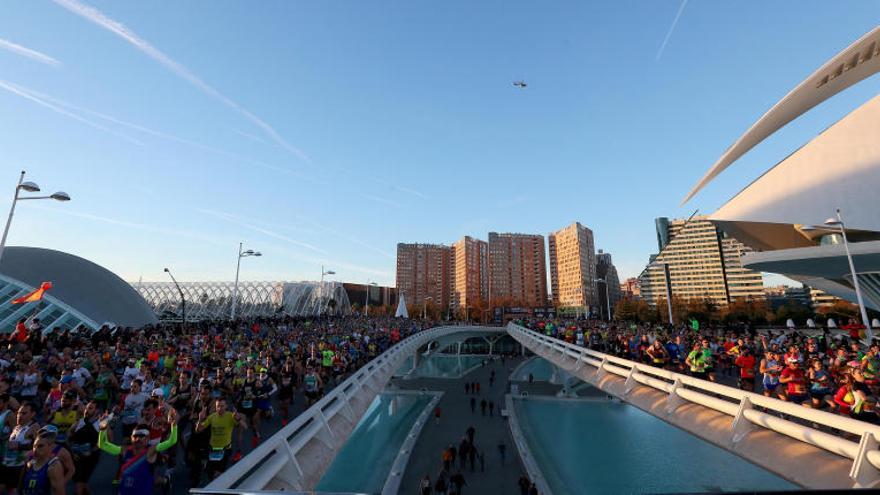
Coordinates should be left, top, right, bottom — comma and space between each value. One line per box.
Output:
194, 325, 503, 493
507, 322, 880, 487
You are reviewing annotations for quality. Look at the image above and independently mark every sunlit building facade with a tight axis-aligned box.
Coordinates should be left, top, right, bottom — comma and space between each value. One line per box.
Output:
489, 232, 548, 308
639, 217, 764, 307
548, 222, 596, 310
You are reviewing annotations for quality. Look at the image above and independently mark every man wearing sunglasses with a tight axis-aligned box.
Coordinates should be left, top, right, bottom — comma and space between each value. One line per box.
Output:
97, 409, 178, 495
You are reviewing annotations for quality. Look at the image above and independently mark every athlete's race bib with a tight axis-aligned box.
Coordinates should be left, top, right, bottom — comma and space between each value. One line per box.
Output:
209, 449, 225, 461
242, 400, 253, 409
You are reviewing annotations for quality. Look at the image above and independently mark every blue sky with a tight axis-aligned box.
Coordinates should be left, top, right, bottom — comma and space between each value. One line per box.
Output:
1, 1, 878, 287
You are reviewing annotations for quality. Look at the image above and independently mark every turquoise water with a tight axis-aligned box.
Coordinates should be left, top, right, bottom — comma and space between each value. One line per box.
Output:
512, 356, 557, 382
315, 393, 433, 493
395, 355, 414, 375
514, 399, 797, 494
411, 354, 486, 378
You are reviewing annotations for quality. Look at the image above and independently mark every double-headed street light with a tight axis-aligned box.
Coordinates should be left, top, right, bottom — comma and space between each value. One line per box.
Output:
0, 170, 70, 265
821, 209, 872, 343
364, 281, 378, 315
231, 243, 262, 319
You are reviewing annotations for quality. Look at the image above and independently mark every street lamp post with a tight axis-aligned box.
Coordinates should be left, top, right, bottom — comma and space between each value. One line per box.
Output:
596, 277, 611, 321
0, 170, 71, 266
825, 208, 873, 342
164, 267, 186, 324
364, 281, 378, 315
231, 242, 262, 319
423, 296, 433, 320
320, 266, 336, 315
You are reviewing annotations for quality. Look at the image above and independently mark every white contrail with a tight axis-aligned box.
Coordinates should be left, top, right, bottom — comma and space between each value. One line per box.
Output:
656, 0, 688, 61
0, 79, 143, 145
296, 215, 394, 260
369, 176, 428, 200
360, 193, 403, 208
30, 204, 231, 248
12, 82, 319, 180
0, 38, 60, 66
52, 0, 310, 163
197, 208, 325, 254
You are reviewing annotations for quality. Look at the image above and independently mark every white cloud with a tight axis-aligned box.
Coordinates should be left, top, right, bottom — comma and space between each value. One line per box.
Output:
0, 38, 60, 66
52, 0, 309, 163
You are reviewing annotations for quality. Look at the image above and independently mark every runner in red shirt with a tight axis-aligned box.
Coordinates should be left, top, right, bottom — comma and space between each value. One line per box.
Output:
734, 347, 757, 392
779, 358, 809, 406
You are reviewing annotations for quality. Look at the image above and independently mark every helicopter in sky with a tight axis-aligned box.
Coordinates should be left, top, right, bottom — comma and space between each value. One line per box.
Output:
512, 80, 527, 88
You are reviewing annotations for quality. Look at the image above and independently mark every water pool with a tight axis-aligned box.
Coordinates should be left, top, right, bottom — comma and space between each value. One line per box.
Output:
513, 398, 797, 494
511, 356, 559, 382
315, 392, 433, 493
410, 354, 486, 378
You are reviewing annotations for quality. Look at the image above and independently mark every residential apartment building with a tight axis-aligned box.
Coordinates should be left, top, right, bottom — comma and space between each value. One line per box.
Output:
451, 236, 488, 312
395, 243, 452, 310
620, 277, 641, 299
548, 222, 597, 310
488, 232, 548, 307
638, 216, 764, 307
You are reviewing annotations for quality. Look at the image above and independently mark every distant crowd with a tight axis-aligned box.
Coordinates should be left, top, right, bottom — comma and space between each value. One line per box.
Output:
0, 314, 435, 495
517, 318, 880, 424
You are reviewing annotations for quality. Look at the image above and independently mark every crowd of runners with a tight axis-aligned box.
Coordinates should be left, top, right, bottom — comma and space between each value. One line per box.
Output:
0, 315, 434, 495
518, 318, 880, 424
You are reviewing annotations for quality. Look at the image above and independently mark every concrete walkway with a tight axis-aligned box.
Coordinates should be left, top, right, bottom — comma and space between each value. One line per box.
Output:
397, 356, 531, 495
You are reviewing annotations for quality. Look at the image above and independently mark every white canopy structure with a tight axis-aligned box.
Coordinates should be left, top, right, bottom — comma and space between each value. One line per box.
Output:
395, 293, 409, 319
683, 24, 880, 315
684, 25, 880, 204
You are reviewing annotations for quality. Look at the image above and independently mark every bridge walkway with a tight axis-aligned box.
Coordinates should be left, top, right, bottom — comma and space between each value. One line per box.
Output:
397, 356, 534, 494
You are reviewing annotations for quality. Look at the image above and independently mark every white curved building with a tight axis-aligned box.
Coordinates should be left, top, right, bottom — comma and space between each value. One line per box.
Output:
685, 25, 880, 311
0, 246, 158, 331
135, 281, 352, 320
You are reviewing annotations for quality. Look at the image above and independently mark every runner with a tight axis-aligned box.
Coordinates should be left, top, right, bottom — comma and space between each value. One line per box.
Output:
303, 367, 323, 407
2, 402, 40, 493
68, 401, 101, 495
194, 397, 247, 480
19, 432, 65, 495
97, 409, 178, 495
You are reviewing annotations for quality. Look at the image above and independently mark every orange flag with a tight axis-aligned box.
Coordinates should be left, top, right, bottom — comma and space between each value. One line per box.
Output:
11, 281, 52, 304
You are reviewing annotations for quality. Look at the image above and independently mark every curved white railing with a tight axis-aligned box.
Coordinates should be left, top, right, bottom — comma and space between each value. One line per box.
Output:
507, 322, 880, 488
192, 325, 503, 493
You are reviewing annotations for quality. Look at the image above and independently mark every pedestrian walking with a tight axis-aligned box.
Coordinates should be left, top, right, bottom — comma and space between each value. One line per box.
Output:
458, 438, 469, 469
435, 406, 442, 425
442, 446, 453, 472
480, 399, 487, 416
465, 383, 470, 394
529, 482, 539, 495
421, 474, 433, 495
450, 470, 467, 495
467, 444, 476, 472
450, 444, 458, 467
435, 474, 448, 495
475, 382, 481, 394
497, 441, 507, 465
528, 372, 534, 385
489, 400, 495, 417
518, 475, 531, 495
490, 370, 495, 387
466, 425, 475, 444
469, 397, 476, 413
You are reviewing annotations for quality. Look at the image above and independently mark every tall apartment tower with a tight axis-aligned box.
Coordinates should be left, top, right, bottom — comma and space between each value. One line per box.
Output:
596, 249, 621, 319
451, 236, 488, 312
548, 222, 597, 310
395, 243, 452, 310
488, 232, 548, 307
638, 216, 764, 307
